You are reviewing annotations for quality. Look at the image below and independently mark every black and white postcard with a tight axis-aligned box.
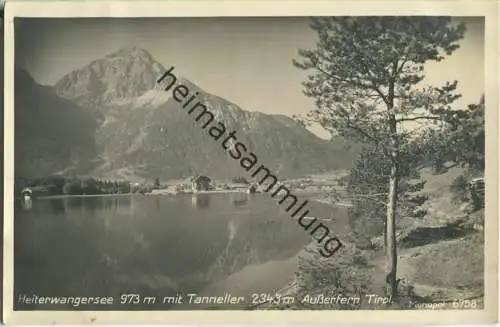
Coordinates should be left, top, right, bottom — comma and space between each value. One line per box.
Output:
2, 0, 499, 324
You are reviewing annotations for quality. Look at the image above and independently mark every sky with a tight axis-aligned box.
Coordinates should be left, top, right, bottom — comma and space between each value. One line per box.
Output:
15, 17, 484, 138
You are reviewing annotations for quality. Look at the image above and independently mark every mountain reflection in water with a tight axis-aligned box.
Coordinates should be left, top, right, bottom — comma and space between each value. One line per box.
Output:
14, 193, 345, 310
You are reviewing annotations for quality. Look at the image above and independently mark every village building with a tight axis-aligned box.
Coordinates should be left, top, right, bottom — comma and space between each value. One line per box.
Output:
247, 183, 257, 194
20, 186, 51, 199
21, 187, 33, 200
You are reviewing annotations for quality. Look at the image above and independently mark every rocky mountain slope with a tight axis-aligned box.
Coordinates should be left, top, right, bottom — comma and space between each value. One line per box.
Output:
20, 46, 358, 180
14, 67, 101, 179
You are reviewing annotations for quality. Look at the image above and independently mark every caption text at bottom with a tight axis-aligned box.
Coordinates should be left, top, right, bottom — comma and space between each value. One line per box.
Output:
18, 292, 480, 309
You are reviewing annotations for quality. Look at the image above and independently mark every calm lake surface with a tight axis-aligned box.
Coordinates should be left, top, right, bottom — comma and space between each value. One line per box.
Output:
14, 193, 348, 310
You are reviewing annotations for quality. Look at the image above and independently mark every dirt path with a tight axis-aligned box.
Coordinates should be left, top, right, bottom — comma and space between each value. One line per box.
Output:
369, 234, 483, 309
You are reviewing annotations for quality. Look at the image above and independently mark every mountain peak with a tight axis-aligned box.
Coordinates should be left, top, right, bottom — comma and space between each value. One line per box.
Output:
54, 46, 166, 109
107, 46, 155, 62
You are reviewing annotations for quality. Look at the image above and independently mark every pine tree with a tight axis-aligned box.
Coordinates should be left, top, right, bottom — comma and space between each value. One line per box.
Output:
293, 17, 465, 296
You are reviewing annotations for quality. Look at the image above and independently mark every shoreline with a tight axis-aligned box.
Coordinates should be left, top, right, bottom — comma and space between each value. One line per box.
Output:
20, 189, 254, 200
34, 193, 135, 200
151, 189, 251, 195
23, 189, 352, 208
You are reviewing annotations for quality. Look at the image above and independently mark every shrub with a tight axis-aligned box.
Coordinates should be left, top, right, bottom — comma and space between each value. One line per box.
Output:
63, 180, 82, 195
294, 242, 373, 309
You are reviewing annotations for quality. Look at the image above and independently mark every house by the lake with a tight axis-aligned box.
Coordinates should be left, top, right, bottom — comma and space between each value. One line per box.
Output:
247, 183, 257, 194
20, 186, 51, 199
21, 188, 33, 200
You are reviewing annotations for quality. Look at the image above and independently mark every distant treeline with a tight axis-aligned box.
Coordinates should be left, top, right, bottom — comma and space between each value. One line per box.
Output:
15, 175, 141, 196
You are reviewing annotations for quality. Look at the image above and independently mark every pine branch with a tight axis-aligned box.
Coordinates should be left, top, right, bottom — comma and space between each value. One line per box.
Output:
396, 116, 441, 123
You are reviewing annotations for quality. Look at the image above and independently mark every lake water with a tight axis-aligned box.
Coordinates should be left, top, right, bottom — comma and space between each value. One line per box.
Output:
14, 193, 347, 310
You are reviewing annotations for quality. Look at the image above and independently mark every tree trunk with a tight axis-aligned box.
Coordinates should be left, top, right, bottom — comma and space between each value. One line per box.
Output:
385, 160, 398, 298
385, 70, 398, 299
383, 220, 387, 248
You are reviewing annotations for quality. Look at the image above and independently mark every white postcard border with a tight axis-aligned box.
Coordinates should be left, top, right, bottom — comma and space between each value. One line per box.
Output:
3, 0, 499, 324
